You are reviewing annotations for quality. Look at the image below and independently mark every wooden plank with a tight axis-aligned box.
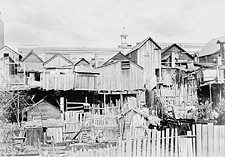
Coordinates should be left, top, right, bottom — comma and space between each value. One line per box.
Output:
162, 129, 165, 157
214, 126, 220, 157
133, 138, 137, 157
207, 123, 214, 157
147, 130, 151, 156
126, 132, 132, 157
202, 125, 208, 157
192, 124, 196, 157
170, 128, 174, 157
196, 124, 202, 157
156, 131, 161, 157
220, 126, 225, 157
165, 128, 169, 157
152, 129, 156, 156
187, 131, 194, 157
137, 137, 142, 157
142, 138, 147, 157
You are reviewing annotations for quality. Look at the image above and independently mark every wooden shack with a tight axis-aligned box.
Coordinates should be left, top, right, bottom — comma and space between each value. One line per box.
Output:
161, 43, 193, 68
24, 99, 63, 145
126, 36, 161, 90
20, 51, 43, 87
74, 58, 100, 90
97, 59, 144, 91
42, 53, 74, 90
119, 108, 161, 139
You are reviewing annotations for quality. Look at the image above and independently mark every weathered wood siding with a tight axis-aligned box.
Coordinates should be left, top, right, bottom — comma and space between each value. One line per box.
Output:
97, 61, 144, 91
42, 71, 74, 90
21, 53, 43, 71
42, 70, 99, 91
127, 40, 161, 90
27, 100, 61, 122
75, 73, 99, 90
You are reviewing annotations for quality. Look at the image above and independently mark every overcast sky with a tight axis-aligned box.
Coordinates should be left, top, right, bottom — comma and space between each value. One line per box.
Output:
0, 0, 225, 50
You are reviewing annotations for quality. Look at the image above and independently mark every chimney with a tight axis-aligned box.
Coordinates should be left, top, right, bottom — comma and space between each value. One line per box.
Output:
120, 27, 128, 48
0, 12, 4, 48
217, 40, 225, 64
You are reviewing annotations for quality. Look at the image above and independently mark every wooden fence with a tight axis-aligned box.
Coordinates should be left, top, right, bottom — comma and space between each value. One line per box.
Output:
67, 128, 196, 157
196, 123, 225, 157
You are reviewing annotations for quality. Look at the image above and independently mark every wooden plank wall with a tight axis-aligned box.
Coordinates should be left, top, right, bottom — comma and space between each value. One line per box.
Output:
75, 73, 99, 90
42, 72, 99, 90
136, 40, 161, 90
98, 61, 144, 91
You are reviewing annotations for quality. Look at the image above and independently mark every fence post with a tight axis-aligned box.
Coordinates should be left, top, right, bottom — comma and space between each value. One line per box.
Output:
202, 125, 208, 157
152, 129, 156, 156
208, 123, 214, 157
196, 124, 202, 157
165, 128, 170, 157
156, 130, 161, 157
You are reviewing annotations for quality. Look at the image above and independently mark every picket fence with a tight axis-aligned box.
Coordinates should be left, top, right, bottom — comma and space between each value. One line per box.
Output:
68, 127, 196, 157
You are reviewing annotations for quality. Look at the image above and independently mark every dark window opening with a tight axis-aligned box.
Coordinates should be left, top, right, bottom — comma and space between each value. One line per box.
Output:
121, 61, 130, 70
4, 53, 9, 57
155, 68, 160, 77
34, 73, 40, 81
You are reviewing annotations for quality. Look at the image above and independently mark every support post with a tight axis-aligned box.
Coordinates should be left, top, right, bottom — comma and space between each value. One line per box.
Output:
60, 97, 64, 121
17, 94, 20, 126
209, 83, 212, 103
103, 93, 106, 115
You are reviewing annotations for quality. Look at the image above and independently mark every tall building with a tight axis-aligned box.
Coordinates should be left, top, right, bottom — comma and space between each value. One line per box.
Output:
0, 12, 4, 49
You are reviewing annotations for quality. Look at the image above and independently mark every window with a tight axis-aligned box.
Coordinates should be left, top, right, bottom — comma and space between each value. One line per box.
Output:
121, 61, 130, 70
155, 68, 160, 77
3, 53, 9, 57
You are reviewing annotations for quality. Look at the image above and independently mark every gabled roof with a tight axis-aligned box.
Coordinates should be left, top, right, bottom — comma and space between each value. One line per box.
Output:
21, 50, 43, 63
199, 35, 225, 57
0, 46, 21, 56
126, 36, 161, 55
161, 43, 186, 54
74, 58, 90, 66
43, 53, 73, 67
102, 52, 128, 66
161, 43, 193, 60
24, 99, 62, 113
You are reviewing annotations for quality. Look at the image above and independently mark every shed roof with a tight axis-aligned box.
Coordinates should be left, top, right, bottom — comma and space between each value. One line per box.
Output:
24, 99, 61, 113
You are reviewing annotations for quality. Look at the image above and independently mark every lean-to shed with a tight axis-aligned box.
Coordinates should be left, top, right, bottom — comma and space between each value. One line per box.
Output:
24, 99, 63, 145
